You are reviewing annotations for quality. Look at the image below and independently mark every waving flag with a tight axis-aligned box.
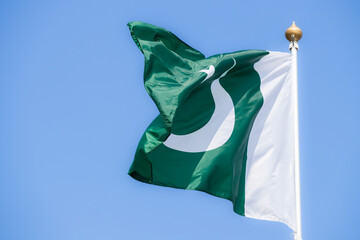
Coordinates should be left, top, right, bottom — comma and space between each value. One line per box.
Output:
128, 21, 296, 230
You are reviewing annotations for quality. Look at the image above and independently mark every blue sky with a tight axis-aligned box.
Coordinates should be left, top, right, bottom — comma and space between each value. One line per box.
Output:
1, 0, 360, 239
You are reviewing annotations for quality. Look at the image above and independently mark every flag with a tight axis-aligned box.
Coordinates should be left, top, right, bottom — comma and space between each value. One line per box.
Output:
128, 21, 296, 230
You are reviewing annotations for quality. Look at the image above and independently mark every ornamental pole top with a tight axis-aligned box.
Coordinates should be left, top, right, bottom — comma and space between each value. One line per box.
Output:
285, 21, 302, 42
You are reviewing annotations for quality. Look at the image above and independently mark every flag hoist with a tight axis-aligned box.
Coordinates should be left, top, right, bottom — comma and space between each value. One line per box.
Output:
285, 22, 303, 240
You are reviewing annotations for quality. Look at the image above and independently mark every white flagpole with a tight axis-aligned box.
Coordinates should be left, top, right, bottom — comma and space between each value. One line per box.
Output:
285, 21, 303, 240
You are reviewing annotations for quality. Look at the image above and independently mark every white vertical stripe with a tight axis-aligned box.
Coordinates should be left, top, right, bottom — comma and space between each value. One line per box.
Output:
245, 52, 296, 230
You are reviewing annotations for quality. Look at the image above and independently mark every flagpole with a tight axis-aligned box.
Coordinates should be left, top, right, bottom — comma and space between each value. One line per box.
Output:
285, 21, 303, 240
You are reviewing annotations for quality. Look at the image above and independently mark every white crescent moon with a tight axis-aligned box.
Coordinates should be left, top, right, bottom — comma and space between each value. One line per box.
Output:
163, 58, 236, 153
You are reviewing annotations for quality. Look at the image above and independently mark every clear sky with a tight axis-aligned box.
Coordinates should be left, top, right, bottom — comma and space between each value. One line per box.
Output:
1, 0, 359, 239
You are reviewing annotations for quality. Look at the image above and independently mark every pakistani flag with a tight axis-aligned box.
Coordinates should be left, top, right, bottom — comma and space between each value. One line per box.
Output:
128, 21, 296, 230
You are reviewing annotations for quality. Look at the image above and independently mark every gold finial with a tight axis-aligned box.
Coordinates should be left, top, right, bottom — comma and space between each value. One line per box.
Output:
285, 21, 302, 42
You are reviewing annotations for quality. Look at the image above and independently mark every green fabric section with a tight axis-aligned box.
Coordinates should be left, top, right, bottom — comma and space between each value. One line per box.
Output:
128, 21, 205, 128
128, 21, 268, 216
